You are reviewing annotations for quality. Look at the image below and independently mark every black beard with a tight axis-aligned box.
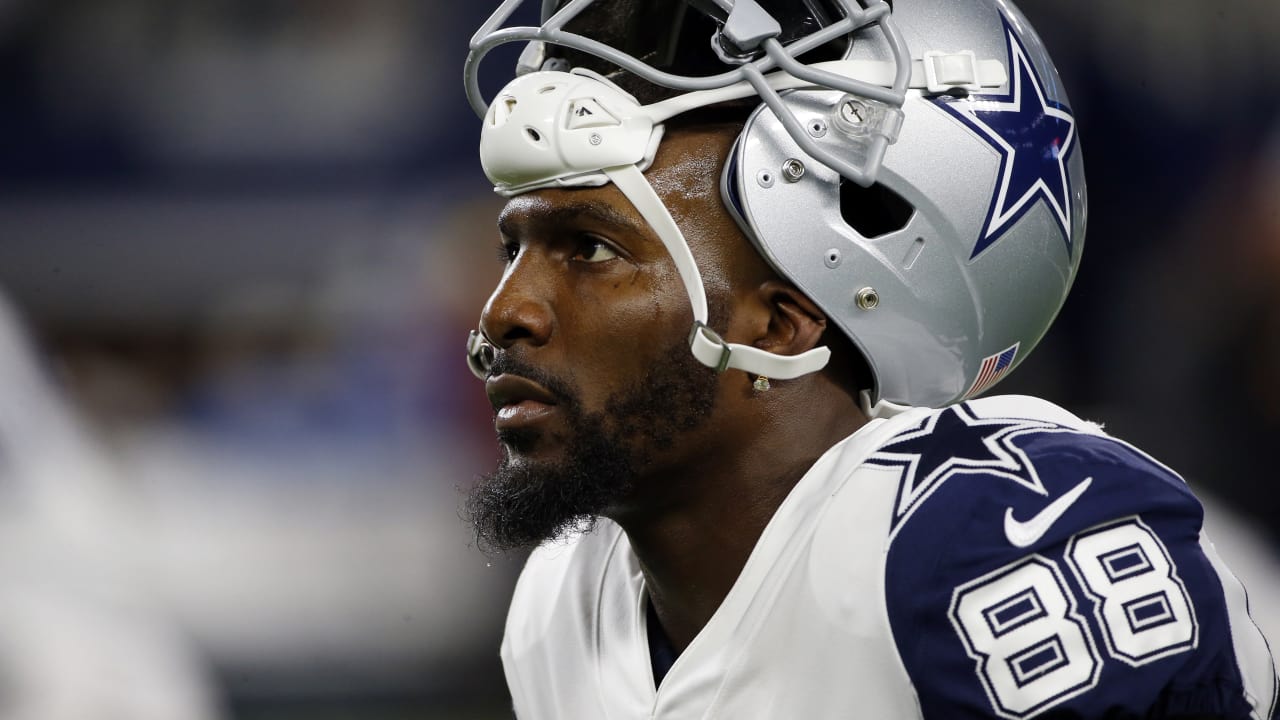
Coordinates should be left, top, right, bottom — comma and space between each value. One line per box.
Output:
464, 339, 718, 554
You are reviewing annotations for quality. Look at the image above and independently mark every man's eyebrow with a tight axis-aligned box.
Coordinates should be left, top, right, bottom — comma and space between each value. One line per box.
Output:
497, 201, 643, 237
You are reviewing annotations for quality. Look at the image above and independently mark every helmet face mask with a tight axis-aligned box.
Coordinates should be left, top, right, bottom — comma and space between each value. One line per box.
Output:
466, 0, 1085, 413
517, 0, 856, 99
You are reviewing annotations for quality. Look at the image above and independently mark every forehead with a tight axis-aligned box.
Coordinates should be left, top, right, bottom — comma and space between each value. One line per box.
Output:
497, 186, 646, 237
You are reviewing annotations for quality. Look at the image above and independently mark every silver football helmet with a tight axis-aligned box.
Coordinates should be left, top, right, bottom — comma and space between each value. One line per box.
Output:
464, 0, 1086, 415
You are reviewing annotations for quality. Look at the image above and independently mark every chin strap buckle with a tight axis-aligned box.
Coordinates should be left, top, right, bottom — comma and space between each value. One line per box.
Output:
688, 321, 733, 374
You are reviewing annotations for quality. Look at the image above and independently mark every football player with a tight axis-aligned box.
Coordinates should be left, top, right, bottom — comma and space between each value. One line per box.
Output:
460, 0, 1280, 717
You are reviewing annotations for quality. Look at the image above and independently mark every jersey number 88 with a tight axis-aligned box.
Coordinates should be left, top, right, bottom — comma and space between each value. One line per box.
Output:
947, 517, 1197, 719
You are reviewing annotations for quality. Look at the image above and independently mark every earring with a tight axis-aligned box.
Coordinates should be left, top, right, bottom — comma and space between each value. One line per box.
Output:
752, 375, 771, 392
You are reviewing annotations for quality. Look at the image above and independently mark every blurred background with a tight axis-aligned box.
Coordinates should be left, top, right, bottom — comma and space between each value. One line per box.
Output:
0, 1, 1276, 718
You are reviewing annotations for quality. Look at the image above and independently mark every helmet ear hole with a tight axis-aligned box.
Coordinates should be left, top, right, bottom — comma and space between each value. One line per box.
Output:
839, 180, 914, 238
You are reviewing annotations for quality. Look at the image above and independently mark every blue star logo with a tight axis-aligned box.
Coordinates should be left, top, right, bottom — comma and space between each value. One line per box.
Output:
866, 404, 1078, 537
933, 16, 1078, 259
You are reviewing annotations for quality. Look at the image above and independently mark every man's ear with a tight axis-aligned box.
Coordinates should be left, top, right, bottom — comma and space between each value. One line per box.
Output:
753, 280, 828, 355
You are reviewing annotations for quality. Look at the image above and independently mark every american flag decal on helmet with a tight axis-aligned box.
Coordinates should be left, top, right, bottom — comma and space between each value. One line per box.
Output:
963, 343, 1020, 398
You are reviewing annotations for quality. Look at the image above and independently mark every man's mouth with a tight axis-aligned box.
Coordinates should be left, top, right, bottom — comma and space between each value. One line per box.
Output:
486, 373, 560, 431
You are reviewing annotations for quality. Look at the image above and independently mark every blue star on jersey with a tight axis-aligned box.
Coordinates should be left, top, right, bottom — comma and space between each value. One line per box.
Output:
865, 404, 1080, 537
933, 16, 1078, 260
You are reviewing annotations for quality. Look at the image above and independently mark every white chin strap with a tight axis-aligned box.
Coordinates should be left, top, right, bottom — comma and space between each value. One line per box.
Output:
604, 164, 830, 380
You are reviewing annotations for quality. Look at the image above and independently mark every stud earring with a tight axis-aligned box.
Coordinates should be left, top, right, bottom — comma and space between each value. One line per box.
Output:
753, 375, 771, 392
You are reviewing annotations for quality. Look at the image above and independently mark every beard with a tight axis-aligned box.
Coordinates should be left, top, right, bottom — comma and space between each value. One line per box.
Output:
464, 337, 719, 554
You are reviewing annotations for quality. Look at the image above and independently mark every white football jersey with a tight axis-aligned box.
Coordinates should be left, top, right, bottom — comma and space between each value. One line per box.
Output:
501, 395, 1279, 719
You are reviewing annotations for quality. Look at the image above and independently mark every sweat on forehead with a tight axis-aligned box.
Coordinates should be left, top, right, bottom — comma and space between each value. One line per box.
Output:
643, 123, 741, 205
646, 123, 777, 283
497, 196, 643, 237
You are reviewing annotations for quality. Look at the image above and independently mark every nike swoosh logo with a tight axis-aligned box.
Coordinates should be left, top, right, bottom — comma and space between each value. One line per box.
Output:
1003, 477, 1093, 548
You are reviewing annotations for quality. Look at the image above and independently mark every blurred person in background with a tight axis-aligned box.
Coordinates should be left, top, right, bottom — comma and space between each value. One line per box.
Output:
0, 290, 223, 720
0, 2, 519, 716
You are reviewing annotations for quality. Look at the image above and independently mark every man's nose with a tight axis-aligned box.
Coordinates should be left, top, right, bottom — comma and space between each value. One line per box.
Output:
479, 258, 554, 351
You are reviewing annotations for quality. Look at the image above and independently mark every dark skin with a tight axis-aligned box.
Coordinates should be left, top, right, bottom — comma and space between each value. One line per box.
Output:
480, 124, 868, 652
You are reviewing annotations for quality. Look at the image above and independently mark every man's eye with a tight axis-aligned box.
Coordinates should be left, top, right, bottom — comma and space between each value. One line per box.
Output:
496, 241, 519, 264
572, 238, 619, 263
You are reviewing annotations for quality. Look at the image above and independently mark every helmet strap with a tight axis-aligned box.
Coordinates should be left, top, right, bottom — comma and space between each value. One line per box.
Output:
604, 163, 830, 381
